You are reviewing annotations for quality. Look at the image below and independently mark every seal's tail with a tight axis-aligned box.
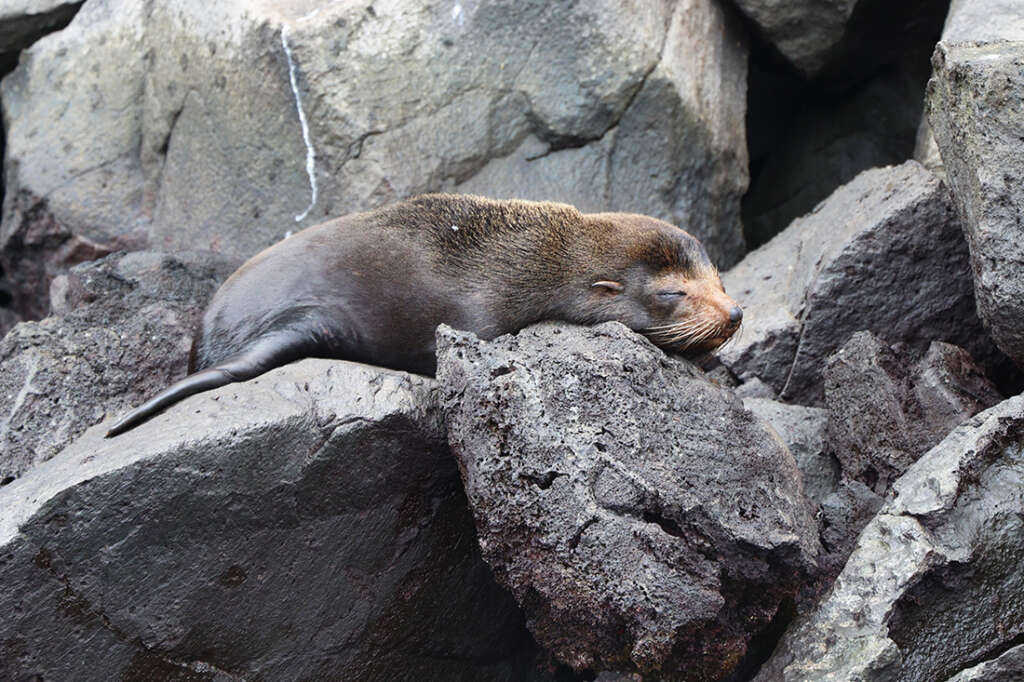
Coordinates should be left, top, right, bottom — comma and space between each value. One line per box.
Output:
105, 369, 237, 437
105, 332, 316, 438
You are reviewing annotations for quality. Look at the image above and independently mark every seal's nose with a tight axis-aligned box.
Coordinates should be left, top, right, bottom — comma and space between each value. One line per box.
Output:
728, 306, 743, 324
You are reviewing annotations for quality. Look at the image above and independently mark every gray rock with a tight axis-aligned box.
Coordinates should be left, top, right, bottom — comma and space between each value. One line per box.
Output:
928, 38, 1024, 368
730, 0, 858, 77
720, 161, 995, 405
0, 0, 80, 54
819, 332, 1000, 578
816, 479, 883, 579
754, 394, 1024, 682
0, 359, 544, 682
2, 0, 749, 321
910, 340, 1004, 448
0, 250, 237, 483
437, 321, 818, 679
913, 0, 1024, 182
825, 335, 1001, 494
743, 397, 834, 506
824, 332, 916, 494
946, 643, 1024, 681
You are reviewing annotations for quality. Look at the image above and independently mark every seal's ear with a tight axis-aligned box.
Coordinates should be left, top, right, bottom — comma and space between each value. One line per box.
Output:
591, 280, 624, 295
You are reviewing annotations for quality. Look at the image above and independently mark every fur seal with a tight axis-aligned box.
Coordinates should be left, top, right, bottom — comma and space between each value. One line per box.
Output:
106, 194, 742, 437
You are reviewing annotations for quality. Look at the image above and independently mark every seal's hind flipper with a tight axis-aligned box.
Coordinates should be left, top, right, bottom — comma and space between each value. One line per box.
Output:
105, 333, 315, 438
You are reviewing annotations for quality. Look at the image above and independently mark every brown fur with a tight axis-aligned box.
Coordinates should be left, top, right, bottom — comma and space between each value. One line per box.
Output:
107, 194, 741, 437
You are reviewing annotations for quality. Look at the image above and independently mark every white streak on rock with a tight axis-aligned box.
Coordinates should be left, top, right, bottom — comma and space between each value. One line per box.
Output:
281, 25, 318, 223
452, 1, 464, 26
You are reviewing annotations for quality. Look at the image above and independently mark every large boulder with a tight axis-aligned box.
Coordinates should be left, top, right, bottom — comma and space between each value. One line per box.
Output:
437, 321, 818, 679
1, 0, 749, 322
720, 161, 1002, 405
0, 358, 546, 682
754, 394, 1024, 682
914, 0, 1024, 176
0, 250, 237, 484
928, 36, 1024, 369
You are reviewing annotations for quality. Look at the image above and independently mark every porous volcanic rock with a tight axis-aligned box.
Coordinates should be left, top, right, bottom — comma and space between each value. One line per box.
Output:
946, 643, 1024, 682
824, 332, 1002, 495
720, 161, 999, 405
0, 359, 545, 682
437, 321, 818, 679
928, 37, 1024, 369
0, 250, 237, 484
1, 0, 749, 321
754, 395, 1024, 682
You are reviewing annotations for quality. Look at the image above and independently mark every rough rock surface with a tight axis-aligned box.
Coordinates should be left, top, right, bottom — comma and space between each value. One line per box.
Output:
742, 397, 834, 506
730, 0, 858, 77
928, 38, 1024, 369
1, 0, 749, 321
825, 332, 1002, 495
914, 0, 1024, 177
0, 359, 546, 682
946, 643, 1024, 682
437, 321, 818, 679
0, 250, 237, 484
0, 0, 81, 55
754, 395, 1024, 682
720, 161, 998, 405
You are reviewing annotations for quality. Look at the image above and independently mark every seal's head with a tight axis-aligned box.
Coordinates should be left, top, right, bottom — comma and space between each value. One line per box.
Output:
582, 213, 742, 355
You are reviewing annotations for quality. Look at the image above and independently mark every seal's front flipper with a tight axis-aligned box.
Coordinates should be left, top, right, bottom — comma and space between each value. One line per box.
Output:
105, 333, 315, 438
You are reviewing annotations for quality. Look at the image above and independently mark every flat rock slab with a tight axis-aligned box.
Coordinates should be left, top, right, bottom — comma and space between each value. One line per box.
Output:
437, 321, 818, 679
754, 394, 1024, 682
720, 161, 998, 404
0, 359, 541, 682
928, 38, 1024, 368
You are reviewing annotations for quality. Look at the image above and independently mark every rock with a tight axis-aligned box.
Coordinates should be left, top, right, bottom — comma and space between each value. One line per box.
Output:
720, 161, 999, 405
1, 0, 749, 323
729, 0, 858, 78
946, 643, 1024, 681
928, 38, 1024, 369
913, 0, 1024, 201
816, 479, 883, 579
0, 0, 81, 55
910, 341, 1004, 446
743, 397, 834, 506
0, 250, 237, 484
754, 394, 1024, 682
823, 333, 915, 494
824, 332, 1002, 496
437, 321, 818, 679
0, 358, 546, 682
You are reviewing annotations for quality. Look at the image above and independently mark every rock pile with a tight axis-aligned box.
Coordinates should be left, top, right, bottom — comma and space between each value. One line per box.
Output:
0, 0, 1022, 680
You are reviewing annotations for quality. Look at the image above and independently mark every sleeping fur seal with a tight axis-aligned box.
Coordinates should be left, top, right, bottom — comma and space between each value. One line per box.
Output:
106, 194, 742, 437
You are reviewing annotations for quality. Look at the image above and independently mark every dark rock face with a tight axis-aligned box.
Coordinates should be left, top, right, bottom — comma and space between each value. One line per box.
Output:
817, 332, 1000, 576
0, 250, 237, 484
0, 359, 545, 682
824, 332, 1001, 495
721, 161, 1002, 405
754, 394, 1024, 681
928, 38, 1024, 369
0, 1, 82, 56
436, 321, 818, 679
946, 643, 1024, 681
